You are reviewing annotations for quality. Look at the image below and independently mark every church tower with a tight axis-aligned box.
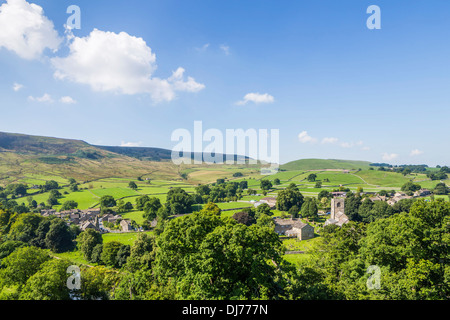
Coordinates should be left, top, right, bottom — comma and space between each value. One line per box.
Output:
331, 198, 345, 220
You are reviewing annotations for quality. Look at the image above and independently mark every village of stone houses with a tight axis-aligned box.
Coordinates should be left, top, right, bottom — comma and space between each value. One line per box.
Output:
39, 181, 436, 241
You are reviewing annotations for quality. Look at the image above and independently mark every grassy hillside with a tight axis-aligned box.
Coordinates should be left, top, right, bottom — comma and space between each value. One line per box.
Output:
280, 159, 372, 171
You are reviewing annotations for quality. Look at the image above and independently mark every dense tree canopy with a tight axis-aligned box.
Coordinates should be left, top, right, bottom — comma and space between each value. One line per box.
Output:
276, 185, 304, 212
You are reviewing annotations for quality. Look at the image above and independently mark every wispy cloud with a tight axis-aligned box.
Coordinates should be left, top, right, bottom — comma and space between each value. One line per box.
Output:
195, 43, 210, 52
220, 44, 230, 55
28, 93, 54, 103
59, 96, 77, 104
12, 82, 23, 92
382, 153, 399, 161
236, 92, 274, 106
321, 137, 338, 144
410, 149, 424, 156
120, 141, 142, 147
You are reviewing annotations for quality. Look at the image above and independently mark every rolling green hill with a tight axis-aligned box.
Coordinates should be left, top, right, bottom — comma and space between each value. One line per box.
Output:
0, 131, 259, 185
280, 159, 372, 171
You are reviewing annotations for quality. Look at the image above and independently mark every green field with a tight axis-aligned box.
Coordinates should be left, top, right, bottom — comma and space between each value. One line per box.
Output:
281, 159, 371, 171
102, 231, 153, 246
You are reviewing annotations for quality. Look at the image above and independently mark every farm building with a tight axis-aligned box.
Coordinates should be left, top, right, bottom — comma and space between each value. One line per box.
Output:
259, 197, 277, 209
274, 218, 315, 240
120, 219, 133, 232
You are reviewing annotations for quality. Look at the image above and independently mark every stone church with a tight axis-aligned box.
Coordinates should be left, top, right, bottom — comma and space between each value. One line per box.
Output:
324, 198, 349, 227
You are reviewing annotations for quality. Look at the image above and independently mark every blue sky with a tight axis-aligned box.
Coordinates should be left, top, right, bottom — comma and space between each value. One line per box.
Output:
0, 0, 449, 166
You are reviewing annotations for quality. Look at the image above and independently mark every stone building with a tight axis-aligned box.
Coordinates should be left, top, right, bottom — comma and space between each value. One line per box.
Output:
120, 219, 133, 232
325, 198, 349, 227
274, 218, 315, 240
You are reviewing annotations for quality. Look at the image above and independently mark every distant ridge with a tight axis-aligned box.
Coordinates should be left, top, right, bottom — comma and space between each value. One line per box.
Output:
0, 131, 250, 163
95, 145, 250, 162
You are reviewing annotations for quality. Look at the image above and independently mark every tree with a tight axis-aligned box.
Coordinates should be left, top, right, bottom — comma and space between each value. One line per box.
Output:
315, 181, 322, 188
401, 182, 421, 192
232, 172, 243, 177
45, 219, 75, 253
440, 166, 450, 173
288, 205, 300, 218
100, 195, 116, 210
143, 197, 163, 221
260, 179, 273, 191
126, 233, 156, 272
273, 178, 281, 185
307, 174, 317, 182
165, 188, 194, 215
101, 241, 123, 267
44, 180, 59, 191
433, 183, 449, 195
116, 245, 131, 268
77, 229, 103, 261
276, 187, 304, 212
239, 180, 248, 190
0, 240, 27, 261
136, 195, 150, 211
232, 211, 255, 226
128, 181, 138, 190
8, 213, 43, 244
195, 185, 211, 196
0, 246, 50, 286
60, 200, 78, 211
176, 223, 286, 299
357, 199, 374, 223
47, 194, 58, 207
156, 206, 170, 220
301, 198, 318, 221
287, 183, 298, 190
344, 193, 363, 221
402, 169, 412, 176
5, 184, 27, 196
255, 203, 272, 218
69, 183, 79, 192
30, 200, 38, 209
90, 244, 103, 264
199, 202, 222, 216
318, 190, 331, 201
19, 259, 72, 300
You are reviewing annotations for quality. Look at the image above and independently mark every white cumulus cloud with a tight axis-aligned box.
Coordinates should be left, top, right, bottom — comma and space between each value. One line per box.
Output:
236, 92, 274, 105
298, 131, 317, 144
51, 29, 204, 102
382, 153, 399, 161
0, 0, 62, 60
